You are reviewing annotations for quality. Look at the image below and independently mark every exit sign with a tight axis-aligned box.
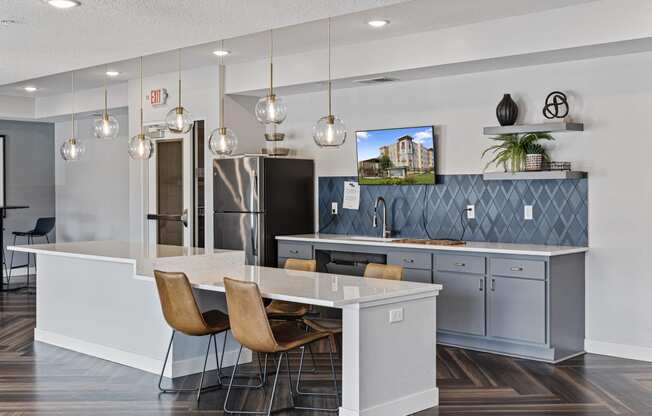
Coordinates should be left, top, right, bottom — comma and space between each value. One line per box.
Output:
149, 88, 168, 106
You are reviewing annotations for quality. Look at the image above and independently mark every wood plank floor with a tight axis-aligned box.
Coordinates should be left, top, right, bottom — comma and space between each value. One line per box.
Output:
1, 289, 651, 415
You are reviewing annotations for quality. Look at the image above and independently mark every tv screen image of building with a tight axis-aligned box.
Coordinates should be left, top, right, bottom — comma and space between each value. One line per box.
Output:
356, 126, 436, 185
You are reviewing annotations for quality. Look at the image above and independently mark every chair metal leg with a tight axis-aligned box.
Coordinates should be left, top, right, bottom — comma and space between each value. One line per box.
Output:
7, 235, 16, 282
224, 348, 290, 415
158, 330, 222, 397
293, 339, 340, 411
195, 333, 214, 401
217, 330, 267, 388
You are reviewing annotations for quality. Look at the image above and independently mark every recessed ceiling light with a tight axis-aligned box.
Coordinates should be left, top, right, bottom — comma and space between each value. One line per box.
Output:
367, 19, 389, 28
105, 70, 120, 77
212, 50, 231, 57
45, 0, 82, 9
24, 86, 38, 92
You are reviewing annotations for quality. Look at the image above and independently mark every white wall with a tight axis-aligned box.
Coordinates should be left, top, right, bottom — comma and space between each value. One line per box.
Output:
277, 51, 652, 359
55, 112, 130, 242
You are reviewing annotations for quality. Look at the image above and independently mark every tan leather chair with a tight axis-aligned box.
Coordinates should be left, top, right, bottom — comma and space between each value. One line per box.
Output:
363, 262, 404, 281
154, 270, 230, 401
223, 277, 339, 414
265, 258, 315, 319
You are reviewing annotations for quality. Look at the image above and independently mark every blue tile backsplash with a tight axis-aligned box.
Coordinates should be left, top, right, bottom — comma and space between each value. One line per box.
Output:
318, 175, 588, 247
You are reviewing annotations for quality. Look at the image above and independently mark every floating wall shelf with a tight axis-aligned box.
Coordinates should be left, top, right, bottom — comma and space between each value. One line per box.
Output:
483, 171, 587, 181
483, 122, 584, 135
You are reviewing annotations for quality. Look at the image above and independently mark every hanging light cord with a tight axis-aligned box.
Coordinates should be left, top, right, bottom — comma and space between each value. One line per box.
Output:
269, 29, 274, 97
219, 40, 225, 130
328, 17, 332, 117
140, 56, 144, 136
103, 65, 108, 117
71, 71, 75, 139
177, 49, 182, 108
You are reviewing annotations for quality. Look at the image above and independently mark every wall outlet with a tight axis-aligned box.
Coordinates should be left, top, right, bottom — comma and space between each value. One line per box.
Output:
331, 202, 338, 215
524, 205, 534, 220
389, 308, 404, 323
466, 205, 475, 220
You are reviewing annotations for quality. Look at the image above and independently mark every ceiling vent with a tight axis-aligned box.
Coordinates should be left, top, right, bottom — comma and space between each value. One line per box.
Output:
352, 76, 398, 85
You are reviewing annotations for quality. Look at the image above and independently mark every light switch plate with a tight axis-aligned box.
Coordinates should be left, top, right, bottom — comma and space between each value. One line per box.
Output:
389, 308, 404, 323
331, 202, 338, 215
466, 205, 475, 220
524, 205, 534, 220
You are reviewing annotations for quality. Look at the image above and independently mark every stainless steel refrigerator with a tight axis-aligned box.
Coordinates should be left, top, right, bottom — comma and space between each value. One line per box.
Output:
214, 156, 314, 266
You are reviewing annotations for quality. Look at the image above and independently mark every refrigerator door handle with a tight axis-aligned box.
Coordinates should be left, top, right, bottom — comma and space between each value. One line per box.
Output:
252, 170, 258, 211
250, 213, 258, 258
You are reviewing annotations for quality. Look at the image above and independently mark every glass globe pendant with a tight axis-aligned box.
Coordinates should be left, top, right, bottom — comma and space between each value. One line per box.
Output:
255, 29, 288, 125
128, 133, 153, 160
60, 137, 85, 161
209, 48, 238, 157
166, 49, 193, 133
93, 69, 120, 139
129, 57, 154, 160
313, 18, 346, 148
61, 71, 86, 161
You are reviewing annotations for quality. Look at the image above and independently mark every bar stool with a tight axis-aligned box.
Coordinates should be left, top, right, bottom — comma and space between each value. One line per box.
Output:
223, 277, 339, 415
296, 263, 404, 408
266, 258, 315, 319
154, 270, 231, 401
8, 217, 55, 286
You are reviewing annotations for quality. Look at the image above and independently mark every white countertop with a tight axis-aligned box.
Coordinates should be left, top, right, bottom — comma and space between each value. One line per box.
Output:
8, 240, 211, 265
276, 234, 588, 256
137, 255, 441, 307
8, 240, 441, 307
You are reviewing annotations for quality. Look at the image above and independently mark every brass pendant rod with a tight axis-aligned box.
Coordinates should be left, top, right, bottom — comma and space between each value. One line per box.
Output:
71, 71, 75, 138
328, 17, 332, 117
104, 65, 109, 117
177, 49, 182, 108
140, 56, 144, 136
219, 40, 225, 130
269, 29, 274, 96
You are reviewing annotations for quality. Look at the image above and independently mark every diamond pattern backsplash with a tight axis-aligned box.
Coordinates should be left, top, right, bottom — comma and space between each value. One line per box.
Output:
319, 175, 588, 247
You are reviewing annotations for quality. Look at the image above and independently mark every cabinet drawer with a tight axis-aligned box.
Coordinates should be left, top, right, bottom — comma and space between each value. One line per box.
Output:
437, 254, 485, 275
403, 268, 432, 284
278, 243, 312, 260
387, 251, 432, 270
491, 258, 545, 280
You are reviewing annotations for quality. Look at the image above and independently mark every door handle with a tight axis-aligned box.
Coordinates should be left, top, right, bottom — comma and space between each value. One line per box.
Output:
490, 278, 496, 291
250, 213, 257, 257
181, 209, 188, 228
479, 278, 484, 291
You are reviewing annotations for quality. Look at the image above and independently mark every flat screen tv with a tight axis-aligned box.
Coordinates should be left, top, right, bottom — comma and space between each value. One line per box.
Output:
356, 126, 436, 185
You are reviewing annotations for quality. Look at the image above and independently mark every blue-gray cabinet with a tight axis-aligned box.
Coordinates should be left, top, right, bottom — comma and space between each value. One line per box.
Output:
277, 239, 585, 363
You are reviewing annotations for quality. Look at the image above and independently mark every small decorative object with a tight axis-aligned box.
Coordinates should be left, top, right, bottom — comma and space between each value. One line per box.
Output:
261, 146, 290, 156
542, 91, 569, 119
495, 93, 518, 126
543, 161, 571, 171
264, 124, 285, 142
483, 132, 554, 172
525, 154, 543, 171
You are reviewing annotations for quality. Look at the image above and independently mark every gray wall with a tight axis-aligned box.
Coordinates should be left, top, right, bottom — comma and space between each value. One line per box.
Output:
0, 120, 56, 268
55, 112, 129, 242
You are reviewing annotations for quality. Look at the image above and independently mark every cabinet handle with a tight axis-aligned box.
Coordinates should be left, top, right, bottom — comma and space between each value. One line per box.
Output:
479, 279, 484, 291
289, 249, 299, 254
490, 278, 496, 291
510, 266, 524, 271
403, 258, 415, 263
454, 262, 466, 267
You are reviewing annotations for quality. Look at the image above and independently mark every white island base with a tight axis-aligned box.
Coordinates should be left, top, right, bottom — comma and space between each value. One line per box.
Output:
11, 241, 441, 416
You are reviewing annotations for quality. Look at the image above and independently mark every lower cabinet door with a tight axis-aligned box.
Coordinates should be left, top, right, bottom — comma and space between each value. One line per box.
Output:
403, 268, 432, 284
434, 272, 485, 336
487, 276, 546, 344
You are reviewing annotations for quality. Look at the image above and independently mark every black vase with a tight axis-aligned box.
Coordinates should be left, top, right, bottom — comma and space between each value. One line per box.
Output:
496, 94, 518, 126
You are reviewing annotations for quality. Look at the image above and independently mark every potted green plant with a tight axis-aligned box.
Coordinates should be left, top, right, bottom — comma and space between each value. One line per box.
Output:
482, 132, 554, 172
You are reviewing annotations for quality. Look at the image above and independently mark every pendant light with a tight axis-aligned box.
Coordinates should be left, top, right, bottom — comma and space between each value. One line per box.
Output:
128, 57, 154, 160
93, 65, 120, 139
313, 17, 346, 148
209, 40, 238, 157
60, 71, 86, 161
255, 29, 287, 125
165, 49, 193, 133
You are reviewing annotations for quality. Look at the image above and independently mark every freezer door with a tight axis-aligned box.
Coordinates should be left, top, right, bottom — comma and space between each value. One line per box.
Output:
214, 212, 264, 266
213, 156, 263, 213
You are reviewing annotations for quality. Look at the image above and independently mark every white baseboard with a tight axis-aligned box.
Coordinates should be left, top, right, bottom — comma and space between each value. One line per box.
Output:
585, 339, 652, 362
34, 328, 252, 378
339, 387, 438, 416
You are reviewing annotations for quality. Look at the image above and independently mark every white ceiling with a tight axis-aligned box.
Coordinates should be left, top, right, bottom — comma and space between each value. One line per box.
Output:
0, 0, 595, 97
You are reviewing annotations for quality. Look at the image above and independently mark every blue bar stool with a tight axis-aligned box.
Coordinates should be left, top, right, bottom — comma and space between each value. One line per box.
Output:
8, 217, 55, 287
